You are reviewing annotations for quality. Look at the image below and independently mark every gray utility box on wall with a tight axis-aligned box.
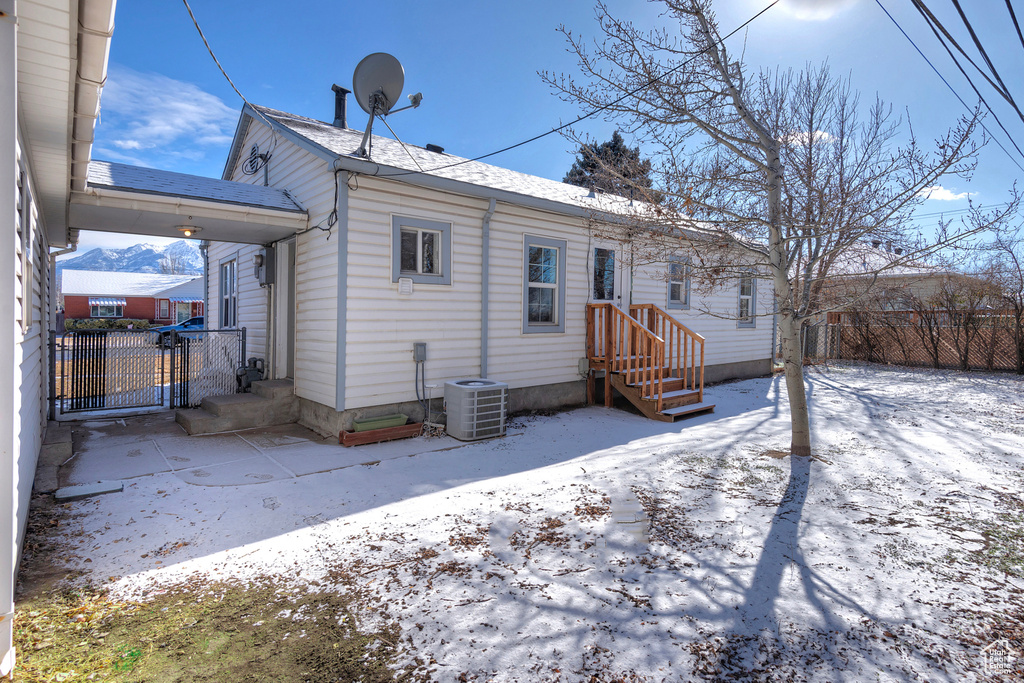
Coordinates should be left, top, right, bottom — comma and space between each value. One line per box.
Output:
444, 379, 509, 441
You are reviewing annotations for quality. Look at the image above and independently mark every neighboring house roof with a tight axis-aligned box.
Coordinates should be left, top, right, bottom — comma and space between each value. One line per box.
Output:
88, 160, 305, 214
226, 105, 634, 219
62, 270, 201, 297
825, 243, 948, 279
156, 277, 204, 302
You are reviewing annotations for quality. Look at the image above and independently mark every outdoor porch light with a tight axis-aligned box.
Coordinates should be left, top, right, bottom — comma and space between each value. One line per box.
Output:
177, 226, 202, 237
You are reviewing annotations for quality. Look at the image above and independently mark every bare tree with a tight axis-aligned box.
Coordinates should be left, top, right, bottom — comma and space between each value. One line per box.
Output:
159, 253, 190, 275
545, 0, 1018, 455
986, 225, 1024, 373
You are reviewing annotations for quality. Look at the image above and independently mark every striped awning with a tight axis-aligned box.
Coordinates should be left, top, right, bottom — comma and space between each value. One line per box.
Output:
88, 297, 126, 306
168, 297, 202, 303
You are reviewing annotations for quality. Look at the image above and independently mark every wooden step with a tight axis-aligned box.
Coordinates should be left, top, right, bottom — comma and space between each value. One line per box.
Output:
659, 401, 715, 420
643, 388, 701, 409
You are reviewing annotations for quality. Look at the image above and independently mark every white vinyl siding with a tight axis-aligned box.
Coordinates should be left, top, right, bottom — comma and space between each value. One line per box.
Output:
632, 260, 773, 368
11, 135, 50, 569
215, 121, 338, 405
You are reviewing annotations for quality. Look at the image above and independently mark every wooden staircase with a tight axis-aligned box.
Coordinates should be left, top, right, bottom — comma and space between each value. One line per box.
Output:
586, 303, 715, 422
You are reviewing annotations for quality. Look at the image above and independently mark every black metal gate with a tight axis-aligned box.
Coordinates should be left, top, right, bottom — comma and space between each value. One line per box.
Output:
53, 328, 245, 415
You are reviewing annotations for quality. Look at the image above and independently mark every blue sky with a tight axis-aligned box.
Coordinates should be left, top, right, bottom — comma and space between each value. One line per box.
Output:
74, 0, 1023, 254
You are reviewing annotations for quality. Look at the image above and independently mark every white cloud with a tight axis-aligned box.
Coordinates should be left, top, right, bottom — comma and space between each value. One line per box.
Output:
919, 185, 972, 201
779, 0, 859, 21
96, 66, 237, 166
781, 130, 835, 146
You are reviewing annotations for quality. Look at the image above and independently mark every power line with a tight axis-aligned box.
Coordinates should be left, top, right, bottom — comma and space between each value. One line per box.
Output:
911, 0, 1024, 131
181, 0, 278, 162
874, 0, 1024, 173
373, 1, 781, 179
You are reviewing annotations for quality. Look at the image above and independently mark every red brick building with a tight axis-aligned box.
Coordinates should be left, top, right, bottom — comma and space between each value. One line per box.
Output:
61, 269, 203, 325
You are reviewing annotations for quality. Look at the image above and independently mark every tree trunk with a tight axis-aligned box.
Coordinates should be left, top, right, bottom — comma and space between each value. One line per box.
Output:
778, 312, 812, 456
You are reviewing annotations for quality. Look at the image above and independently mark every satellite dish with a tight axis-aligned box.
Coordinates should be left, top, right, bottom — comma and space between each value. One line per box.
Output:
352, 53, 405, 116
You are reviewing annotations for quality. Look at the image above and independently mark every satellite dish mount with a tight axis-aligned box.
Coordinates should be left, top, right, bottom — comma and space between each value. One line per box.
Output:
351, 53, 422, 159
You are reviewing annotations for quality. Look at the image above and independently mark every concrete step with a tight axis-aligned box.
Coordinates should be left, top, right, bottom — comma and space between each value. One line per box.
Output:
252, 379, 294, 400
201, 392, 268, 417
178, 383, 300, 435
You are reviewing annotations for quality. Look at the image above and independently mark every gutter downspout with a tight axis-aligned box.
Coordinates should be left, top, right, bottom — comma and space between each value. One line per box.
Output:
480, 198, 496, 378
49, 229, 79, 329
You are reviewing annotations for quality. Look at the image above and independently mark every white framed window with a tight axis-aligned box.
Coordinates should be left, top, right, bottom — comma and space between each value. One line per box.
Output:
667, 259, 691, 310
90, 304, 123, 318
523, 235, 566, 334
221, 260, 237, 328
592, 248, 615, 301
738, 273, 756, 328
159, 299, 169, 319
391, 216, 452, 285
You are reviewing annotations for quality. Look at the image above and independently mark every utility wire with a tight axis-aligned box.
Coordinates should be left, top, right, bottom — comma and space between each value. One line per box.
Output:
907, 0, 1024, 159
875, 0, 1024, 173
373, 1, 781, 178
1008, 0, 1024, 52
181, 0, 278, 160
911, 0, 1021, 119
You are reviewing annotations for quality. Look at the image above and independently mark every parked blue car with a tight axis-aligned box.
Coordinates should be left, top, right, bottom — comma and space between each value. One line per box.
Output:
154, 316, 205, 347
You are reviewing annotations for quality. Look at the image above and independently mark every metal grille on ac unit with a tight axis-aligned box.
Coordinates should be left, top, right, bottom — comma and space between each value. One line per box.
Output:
444, 379, 509, 441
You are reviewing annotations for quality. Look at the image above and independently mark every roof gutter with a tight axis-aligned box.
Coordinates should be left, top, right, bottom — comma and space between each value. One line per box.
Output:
74, 185, 309, 228
69, 0, 115, 196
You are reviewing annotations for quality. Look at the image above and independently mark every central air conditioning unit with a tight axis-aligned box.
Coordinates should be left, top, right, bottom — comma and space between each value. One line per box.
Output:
444, 378, 509, 441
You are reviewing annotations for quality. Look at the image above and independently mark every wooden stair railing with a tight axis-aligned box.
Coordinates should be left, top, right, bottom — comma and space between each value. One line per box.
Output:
586, 303, 709, 420
586, 303, 666, 412
629, 304, 706, 404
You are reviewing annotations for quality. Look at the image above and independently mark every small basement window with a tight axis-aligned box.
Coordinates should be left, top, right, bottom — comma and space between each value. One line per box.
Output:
392, 216, 452, 285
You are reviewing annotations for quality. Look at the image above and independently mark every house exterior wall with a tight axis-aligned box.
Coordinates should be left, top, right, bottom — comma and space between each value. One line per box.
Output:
10, 130, 51, 576
216, 123, 774, 433
212, 121, 338, 404
631, 262, 774, 380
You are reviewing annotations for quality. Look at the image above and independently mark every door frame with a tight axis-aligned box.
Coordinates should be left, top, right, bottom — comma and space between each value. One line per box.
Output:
272, 238, 296, 379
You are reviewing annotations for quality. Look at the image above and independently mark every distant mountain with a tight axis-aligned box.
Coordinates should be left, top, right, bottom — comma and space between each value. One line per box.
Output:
56, 240, 203, 275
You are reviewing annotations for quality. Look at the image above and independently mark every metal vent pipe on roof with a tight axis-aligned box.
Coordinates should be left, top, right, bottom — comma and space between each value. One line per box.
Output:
332, 84, 350, 129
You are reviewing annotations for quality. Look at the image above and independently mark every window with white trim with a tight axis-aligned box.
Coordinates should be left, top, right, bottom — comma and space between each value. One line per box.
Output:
221, 260, 237, 328
667, 260, 690, 310
738, 273, 756, 328
159, 299, 169, 319
391, 216, 452, 285
523, 235, 566, 334
90, 304, 123, 318
592, 248, 615, 300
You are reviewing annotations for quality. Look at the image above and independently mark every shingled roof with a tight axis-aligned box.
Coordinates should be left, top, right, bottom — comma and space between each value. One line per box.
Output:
88, 160, 304, 213
232, 105, 634, 217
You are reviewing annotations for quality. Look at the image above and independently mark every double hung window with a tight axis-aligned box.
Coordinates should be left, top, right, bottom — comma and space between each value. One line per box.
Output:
738, 273, 756, 328
523, 235, 566, 334
667, 260, 691, 310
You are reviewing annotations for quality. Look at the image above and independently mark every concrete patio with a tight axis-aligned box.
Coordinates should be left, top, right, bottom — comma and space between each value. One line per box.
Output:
37, 411, 470, 493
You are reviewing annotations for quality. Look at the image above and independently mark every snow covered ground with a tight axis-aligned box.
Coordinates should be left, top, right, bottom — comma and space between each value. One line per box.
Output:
52, 363, 1024, 681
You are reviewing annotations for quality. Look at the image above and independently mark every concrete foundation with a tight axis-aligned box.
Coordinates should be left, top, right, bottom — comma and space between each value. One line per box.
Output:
297, 379, 589, 438
703, 358, 773, 384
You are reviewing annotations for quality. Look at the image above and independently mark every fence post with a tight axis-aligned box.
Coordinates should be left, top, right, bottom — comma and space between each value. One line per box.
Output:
169, 331, 177, 409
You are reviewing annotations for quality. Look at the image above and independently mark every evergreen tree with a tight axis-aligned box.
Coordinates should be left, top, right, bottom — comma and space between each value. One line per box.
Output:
563, 131, 660, 201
